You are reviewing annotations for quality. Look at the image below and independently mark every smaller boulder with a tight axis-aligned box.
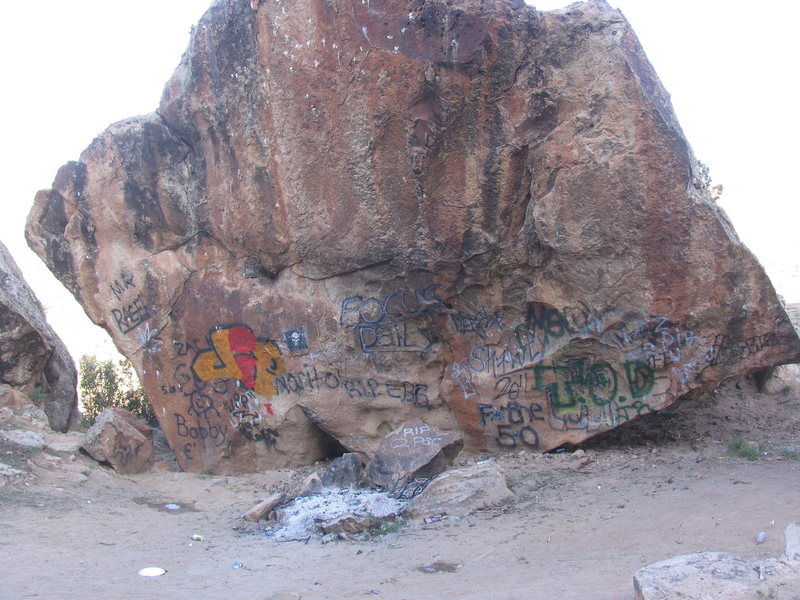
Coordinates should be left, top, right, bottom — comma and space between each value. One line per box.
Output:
633, 552, 759, 600
243, 492, 287, 522
2, 403, 50, 432
760, 364, 800, 394
321, 453, 364, 489
298, 472, 323, 496
81, 408, 154, 474
0, 384, 31, 410
365, 419, 463, 492
320, 513, 373, 535
403, 461, 513, 520
0, 429, 45, 450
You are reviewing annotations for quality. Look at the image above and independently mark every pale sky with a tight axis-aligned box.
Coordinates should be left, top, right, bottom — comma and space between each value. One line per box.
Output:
1, 0, 798, 363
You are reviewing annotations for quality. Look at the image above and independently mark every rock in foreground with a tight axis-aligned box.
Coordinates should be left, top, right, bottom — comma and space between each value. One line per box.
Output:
365, 419, 463, 491
404, 461, 513, 520
81, 407, 154, 474
0, 241, 78, 431
633, 524, 800, 600
26, 0, 800, 472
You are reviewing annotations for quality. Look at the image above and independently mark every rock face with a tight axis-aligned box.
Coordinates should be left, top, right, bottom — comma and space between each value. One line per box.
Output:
81, 407, 154, 474
25, 0, 800, 473
0, 241, 78, 431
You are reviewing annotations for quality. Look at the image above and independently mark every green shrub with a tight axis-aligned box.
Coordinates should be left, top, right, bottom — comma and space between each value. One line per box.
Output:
79, 355, 156, 427
727, 436, 760, 460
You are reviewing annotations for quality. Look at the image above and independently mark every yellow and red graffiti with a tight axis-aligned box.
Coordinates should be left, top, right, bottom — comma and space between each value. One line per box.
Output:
191, 325, 284, 399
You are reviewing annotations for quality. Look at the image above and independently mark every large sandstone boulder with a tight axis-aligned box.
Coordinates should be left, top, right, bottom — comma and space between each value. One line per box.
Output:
0, 241, 78, 431
25, 0, 800, 473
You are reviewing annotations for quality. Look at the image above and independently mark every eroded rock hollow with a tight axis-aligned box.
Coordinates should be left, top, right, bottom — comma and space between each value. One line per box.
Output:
26, 0, 800, 473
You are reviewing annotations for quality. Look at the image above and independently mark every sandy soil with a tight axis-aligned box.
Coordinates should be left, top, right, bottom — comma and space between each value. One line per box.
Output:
1, 374, 799, 600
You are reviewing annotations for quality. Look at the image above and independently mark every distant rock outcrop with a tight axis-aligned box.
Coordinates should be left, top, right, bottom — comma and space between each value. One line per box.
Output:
25, 0, 800, 473
0, 241, 78, 431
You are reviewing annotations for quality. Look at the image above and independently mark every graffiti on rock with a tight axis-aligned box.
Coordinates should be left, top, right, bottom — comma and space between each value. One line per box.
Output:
109, 271, 136, 301
451, 307, 505, 338
273, 365, 431, 409
223, 390, 279, 449
136, 322, 163, 355
134, 279, 793, 462
284, 326, 309, 351
109, 271, 151, 335
112, 438, 141, 467
174, 413, 228, 454
113, 294, 150, 334
192, 325, 285, 398
339, 284, 444, 356
478, 401, 545, 449
452, 359, 478, 399
388, 423, 443, 449
710, 332, 783, 366
148, 324, 288, 460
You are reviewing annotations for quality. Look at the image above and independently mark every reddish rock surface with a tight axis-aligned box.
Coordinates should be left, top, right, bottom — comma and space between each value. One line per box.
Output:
26, 0, 800, 473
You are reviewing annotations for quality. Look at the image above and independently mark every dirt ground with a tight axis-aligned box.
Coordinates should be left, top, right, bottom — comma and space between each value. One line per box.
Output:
1, 374, 799, 600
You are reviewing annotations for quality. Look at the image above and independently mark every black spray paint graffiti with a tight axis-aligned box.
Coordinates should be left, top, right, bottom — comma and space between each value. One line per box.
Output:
273, 366, 431, 409
453, 342, 549, 379
109, 271, 135, 301
108, 271, 151, 334
616, 400, 654, 422
223, 391, 279, 450
339, 284, 444, 356
478, 401, 545, 449
344, 379, 430, 409
274, 366, 343, 395
186, 390, 221, 420
112, 295, 150, 334
710, 332, 783, 366
512, 307, 711, 373
174, 413, 229, 460
112, 439, 141, 467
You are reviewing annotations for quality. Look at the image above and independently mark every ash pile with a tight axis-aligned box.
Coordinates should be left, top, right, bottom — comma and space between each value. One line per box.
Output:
240, 419, 512, 542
